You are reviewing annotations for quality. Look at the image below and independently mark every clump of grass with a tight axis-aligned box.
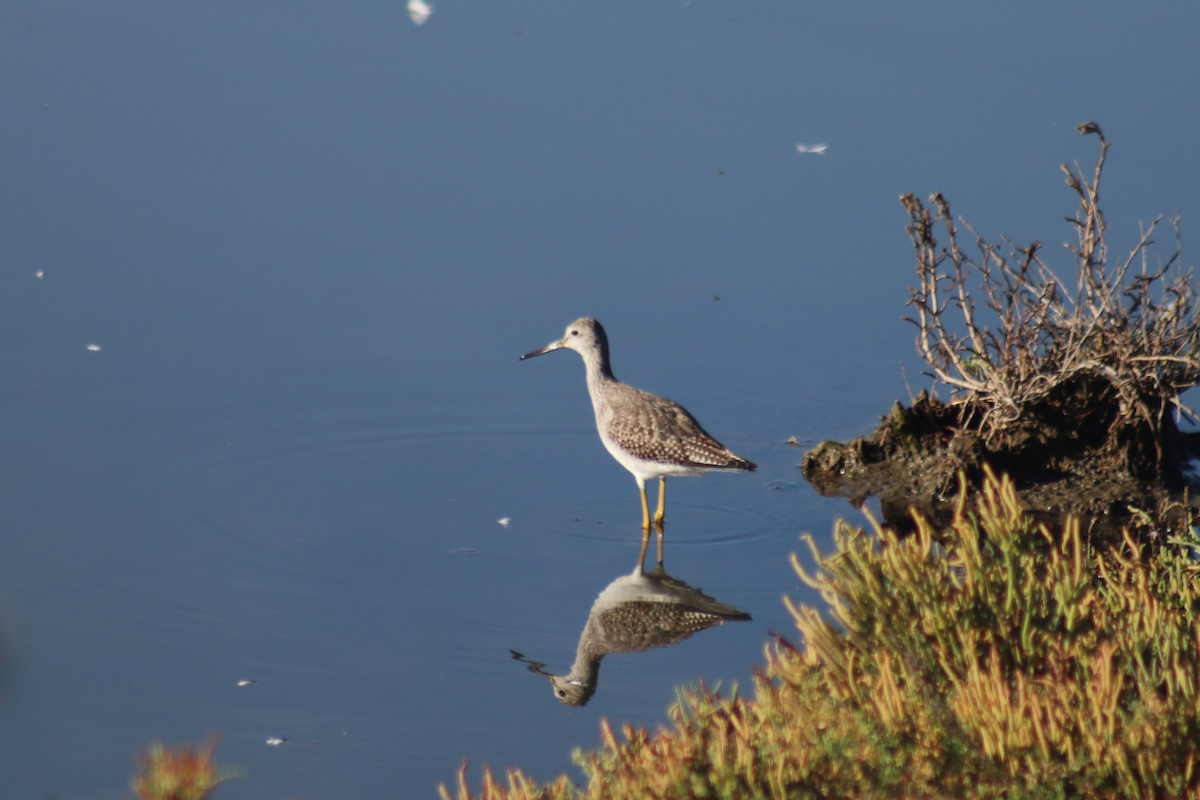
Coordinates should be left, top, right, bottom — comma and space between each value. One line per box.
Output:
901, 123, 1198, 482
441, 469, 1200, 799
131, 738, 237, 800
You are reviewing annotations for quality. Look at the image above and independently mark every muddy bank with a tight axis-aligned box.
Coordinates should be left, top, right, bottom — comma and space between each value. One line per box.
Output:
801, 390, 1199, 538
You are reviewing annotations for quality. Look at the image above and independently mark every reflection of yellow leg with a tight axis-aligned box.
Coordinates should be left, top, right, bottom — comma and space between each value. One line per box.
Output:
640, 482, 651, 529
655, 521, 664, 566
654, 478, 666, 525
638, 525, 650, 568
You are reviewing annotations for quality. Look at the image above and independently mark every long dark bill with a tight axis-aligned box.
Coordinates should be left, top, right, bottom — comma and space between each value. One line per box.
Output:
519, 343, 561, 360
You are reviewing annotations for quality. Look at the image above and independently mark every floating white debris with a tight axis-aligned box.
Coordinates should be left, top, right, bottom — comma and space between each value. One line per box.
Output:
265, 736, 288, 746
34, 270, 44, 279
86, 343, 102, 352
408, 0, 432, 25
795, 143, 828, 155
237, 679, 257, 687
497, 517, 511, 527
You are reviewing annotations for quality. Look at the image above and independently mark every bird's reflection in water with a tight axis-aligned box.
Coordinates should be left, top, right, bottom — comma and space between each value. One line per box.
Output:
512, 524, 750, 707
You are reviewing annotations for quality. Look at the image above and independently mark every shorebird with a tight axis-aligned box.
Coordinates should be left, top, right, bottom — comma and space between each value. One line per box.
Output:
520, 318, 756, 533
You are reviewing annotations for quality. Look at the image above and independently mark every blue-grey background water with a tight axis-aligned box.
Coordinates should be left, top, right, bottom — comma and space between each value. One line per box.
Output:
1, 1, 1197, 797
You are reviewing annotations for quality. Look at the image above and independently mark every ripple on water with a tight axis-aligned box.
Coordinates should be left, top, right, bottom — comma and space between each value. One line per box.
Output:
162, 408, 564, 556
545, 500, 799, 548
112, 378, 799, 584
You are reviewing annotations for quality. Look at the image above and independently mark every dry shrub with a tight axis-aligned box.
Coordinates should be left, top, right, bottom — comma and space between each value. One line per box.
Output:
442, 469, 1200, 799
901, 124, 1198, 480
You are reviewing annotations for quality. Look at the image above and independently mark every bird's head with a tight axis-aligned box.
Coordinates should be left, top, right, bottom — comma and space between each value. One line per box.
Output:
520, 318, 608, 363
549, 675, 596, 707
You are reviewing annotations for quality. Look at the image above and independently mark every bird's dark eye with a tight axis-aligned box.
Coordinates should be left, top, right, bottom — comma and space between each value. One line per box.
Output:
571, 330, 578, 336
557, 690, 566, 697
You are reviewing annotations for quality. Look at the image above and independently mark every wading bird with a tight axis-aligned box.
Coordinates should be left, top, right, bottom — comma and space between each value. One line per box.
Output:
521, 318, 756, 535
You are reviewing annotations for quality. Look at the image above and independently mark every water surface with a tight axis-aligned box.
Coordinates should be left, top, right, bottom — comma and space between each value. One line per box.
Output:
0, 1, 1197, 797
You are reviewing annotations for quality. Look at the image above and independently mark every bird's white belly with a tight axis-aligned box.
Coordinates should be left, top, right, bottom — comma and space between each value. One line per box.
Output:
598, 430, 714, 482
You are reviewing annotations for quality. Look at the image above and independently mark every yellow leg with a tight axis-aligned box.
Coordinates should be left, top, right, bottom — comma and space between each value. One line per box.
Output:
640, 482, 651, 529
638, 525, 651, 569
655, 521, 664, 566
654, 478, 666, 525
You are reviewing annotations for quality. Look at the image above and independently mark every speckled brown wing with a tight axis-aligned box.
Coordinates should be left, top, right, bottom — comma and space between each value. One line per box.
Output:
593, 602, 727, 654
605, 386, 756, 470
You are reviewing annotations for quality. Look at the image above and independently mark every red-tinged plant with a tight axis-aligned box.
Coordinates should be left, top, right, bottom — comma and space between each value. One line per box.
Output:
131, 737, 238, 800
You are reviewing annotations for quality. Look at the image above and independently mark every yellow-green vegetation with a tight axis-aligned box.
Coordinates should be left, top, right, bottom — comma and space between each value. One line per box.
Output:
442, 469, 1200, 799
131, 738, 237, 800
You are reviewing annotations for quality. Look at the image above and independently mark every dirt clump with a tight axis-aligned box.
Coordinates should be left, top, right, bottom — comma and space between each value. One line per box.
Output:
801, 388, 1196, 539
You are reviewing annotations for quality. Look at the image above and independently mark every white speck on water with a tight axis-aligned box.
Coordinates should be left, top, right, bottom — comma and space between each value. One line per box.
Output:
266, 736, 287, 746
237, 679, 257, 687
34, 270, 44, 279
86, 344, 102, 352
497, 517, 511, 527
408, 0, 432, 25
795, 143, 828, 155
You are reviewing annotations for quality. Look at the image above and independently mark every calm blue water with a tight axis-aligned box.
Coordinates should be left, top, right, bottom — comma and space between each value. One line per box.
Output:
0, 1, 1197, 797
